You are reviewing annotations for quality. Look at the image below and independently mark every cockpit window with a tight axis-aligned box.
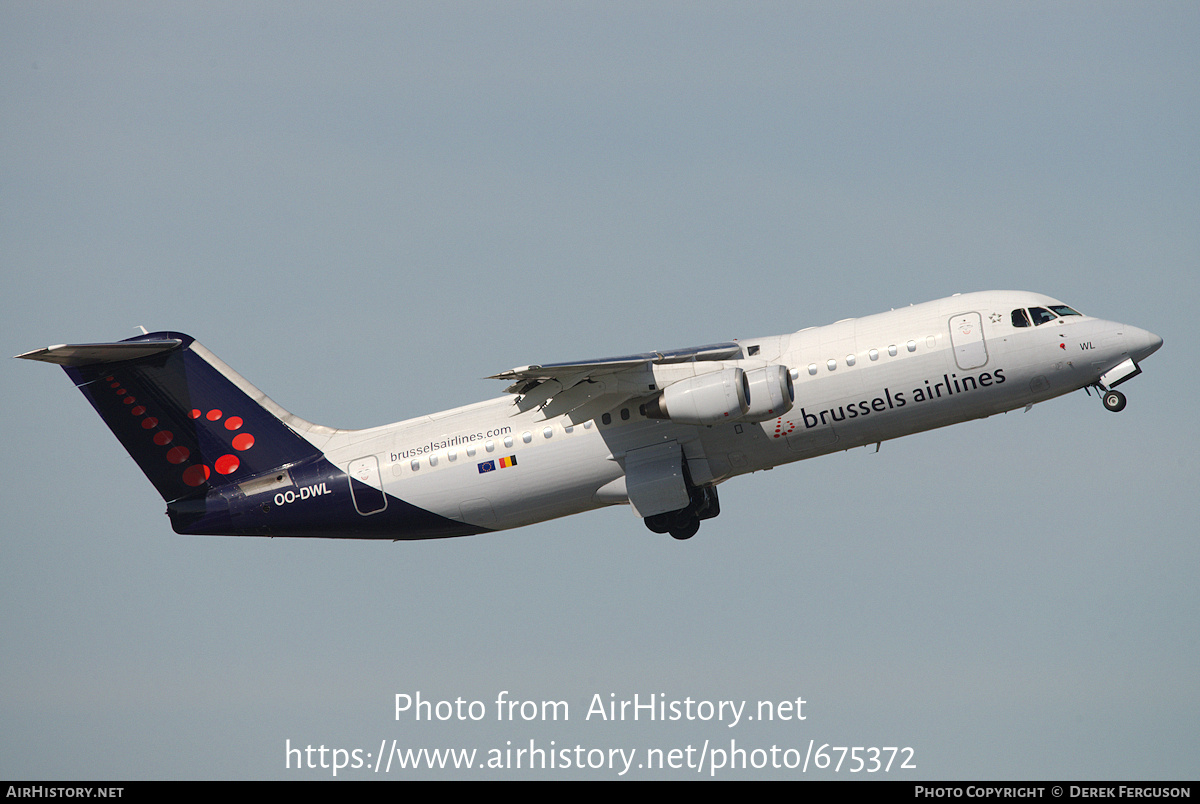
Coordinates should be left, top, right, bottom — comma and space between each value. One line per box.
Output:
1029, 307, 1057, 326
1011, 309, 1031, 328
1049, 305, 1081, 317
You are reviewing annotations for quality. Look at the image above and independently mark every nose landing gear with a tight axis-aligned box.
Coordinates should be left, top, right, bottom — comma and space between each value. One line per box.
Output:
1102, 388, 1127, 412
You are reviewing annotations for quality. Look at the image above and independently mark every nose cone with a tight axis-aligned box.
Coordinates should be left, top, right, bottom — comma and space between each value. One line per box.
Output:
1127, 326, 1163, 363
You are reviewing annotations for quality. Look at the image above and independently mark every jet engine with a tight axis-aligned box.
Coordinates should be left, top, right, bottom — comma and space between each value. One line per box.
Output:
741, 365, 795, 422
642, 368, 750, 425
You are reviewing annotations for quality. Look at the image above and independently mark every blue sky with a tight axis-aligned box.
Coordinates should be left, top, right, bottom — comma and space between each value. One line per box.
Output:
3, 2, 1197, 779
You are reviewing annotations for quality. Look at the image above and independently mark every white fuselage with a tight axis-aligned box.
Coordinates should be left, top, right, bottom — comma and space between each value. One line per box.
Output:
309, 291, 1161, 533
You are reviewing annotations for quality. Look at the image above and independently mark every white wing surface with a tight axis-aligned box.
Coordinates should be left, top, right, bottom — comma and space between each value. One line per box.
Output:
488, 342, 743, 423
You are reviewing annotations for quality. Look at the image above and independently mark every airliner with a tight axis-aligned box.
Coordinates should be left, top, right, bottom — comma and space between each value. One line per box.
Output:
17, 291, 1161, 541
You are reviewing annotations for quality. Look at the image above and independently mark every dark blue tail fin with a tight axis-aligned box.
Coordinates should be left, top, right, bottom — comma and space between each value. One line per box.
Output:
19, 332, 324, 506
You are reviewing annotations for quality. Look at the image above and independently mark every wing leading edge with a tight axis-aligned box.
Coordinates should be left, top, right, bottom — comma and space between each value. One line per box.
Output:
487, 341, 744, 423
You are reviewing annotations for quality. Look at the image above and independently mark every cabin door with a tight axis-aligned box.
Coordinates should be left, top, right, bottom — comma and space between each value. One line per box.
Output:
347, 455, 388, 515
949, 312, 988, 370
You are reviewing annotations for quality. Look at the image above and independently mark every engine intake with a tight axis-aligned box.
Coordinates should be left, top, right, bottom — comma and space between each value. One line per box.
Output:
742, 365, 795, 422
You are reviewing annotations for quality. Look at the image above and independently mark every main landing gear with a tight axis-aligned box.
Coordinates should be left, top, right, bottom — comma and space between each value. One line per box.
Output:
643, 484, 720, 541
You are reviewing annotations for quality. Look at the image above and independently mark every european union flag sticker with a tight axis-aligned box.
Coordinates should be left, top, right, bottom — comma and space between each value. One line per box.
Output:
477, 460, 496, 474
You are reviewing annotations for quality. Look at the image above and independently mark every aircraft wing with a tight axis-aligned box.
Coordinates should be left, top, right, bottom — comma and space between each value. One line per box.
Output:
488, 342, 743, 423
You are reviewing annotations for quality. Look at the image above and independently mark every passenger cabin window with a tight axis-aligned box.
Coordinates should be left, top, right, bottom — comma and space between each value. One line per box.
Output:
869, 349, 879, 361
888, 345, 898, 357
826, 359, 837, 371
808, 363, 818, 376
1029, 307, 1057, 326
845, 354, 856, 366
522, 431, 533, 443
503, 435, 513, 448
543, 427, 553, 439
1012, 309, 1031, 327
906, 340, 917, 353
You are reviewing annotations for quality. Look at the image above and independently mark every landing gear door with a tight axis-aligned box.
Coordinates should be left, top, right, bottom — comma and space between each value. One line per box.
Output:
949, 312, 988, 370
623, 441, 689, 518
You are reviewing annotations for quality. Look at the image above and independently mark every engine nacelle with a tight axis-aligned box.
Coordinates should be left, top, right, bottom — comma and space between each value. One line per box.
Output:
642, 368, 750, 425
742, 365, 795, 422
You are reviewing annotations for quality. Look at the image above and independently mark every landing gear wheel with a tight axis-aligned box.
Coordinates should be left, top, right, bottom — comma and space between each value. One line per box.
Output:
643, 514, 671, 534
669, 519, 700, 541
1102, 389, 1127, 412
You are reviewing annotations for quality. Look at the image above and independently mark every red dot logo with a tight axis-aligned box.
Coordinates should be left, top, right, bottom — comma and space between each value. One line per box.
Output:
141, 417, 158, 429
214, 454, 240, 475
168, 407, 258, 485
182, 465, 210, 487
